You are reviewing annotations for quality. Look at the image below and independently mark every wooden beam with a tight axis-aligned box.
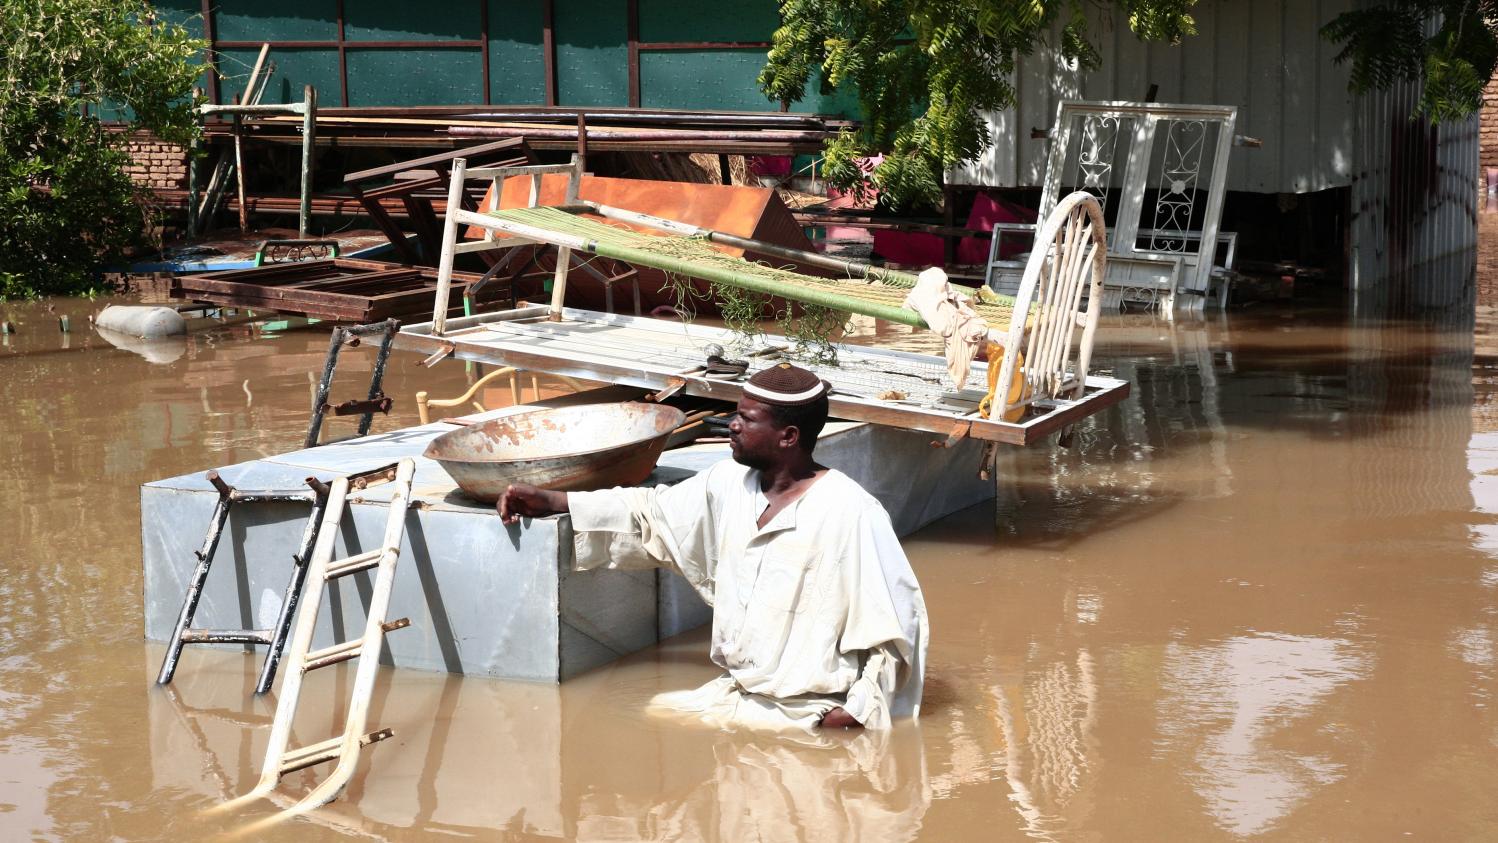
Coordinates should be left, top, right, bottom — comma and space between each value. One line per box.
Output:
479, 0, 491, 105
637, 41, 771, 50
213, 40, 485, 49
542, 0, 557, 106
201, 0, 220, 105
626, 0, 640, 107
336, 0, 349, 106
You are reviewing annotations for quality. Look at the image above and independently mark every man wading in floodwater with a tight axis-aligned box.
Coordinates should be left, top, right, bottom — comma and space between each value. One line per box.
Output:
498, 363, 928, 732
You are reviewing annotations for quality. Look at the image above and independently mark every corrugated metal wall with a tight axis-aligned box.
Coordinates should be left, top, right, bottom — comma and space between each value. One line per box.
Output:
949, 0, 1360, 195
948, 0, 1478, 297
1348, 63, 1479, 301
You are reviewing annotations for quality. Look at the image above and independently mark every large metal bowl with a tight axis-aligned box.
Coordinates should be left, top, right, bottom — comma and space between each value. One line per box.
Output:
422, 402, 687, 503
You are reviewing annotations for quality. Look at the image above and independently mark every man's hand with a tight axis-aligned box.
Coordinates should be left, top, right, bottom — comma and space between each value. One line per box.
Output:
497, 483, 568, 524
820, 707, 862, 729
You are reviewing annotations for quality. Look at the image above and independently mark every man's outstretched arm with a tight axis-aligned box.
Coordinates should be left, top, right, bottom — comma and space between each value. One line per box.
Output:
497, 483, 568, 523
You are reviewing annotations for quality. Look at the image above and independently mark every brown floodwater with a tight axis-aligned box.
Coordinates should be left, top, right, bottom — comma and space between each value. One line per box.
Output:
3, 281, 1498, 840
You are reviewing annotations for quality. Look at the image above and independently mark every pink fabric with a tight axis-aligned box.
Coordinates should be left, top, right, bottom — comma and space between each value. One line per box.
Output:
872, 193, 1037, 266
749, 156, 792, 177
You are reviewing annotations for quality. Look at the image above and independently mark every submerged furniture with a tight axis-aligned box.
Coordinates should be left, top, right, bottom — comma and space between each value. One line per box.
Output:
986, 100, 1243, 312
415, 365, 542, 424
403, 155, 1127, 449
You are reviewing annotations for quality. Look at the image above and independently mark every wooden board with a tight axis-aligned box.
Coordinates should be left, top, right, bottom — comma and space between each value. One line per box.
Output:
173, 258, 512, 323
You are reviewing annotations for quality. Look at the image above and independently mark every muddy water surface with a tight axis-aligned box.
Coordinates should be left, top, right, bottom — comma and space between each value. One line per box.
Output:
3, 292, 1498, 840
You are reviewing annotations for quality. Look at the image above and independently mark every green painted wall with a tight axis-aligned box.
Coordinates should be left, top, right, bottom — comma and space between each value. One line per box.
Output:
344, 4, 480, 41
554, 0, 628, 107
346, 49, 484, 106
145, 0, 858, 115
637, 0, 779, 42
487, 0, 546, 105
639, 50, 770, 111
218, 47, 340, 105
214, 0, 337, 41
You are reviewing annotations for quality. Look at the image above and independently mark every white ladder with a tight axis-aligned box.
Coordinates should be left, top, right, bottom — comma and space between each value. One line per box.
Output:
216, 458, 416, 819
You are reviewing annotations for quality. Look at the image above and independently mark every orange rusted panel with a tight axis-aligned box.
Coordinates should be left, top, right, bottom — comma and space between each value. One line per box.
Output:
466, 176, 822, 314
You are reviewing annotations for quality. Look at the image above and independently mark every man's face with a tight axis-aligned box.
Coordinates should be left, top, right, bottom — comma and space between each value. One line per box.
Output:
728, 396, 787, 469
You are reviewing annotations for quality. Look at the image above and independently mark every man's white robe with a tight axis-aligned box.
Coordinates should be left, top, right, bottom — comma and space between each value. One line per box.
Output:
568, 460, 928, 731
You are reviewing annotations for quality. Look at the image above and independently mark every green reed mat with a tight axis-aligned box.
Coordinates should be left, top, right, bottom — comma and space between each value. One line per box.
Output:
484, 206, 1020, 330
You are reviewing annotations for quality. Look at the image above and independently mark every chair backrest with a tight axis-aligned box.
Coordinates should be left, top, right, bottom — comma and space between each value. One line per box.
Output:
993, 191, 1107, 417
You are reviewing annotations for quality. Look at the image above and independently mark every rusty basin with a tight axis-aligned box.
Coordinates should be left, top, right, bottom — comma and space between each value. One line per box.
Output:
423, 402, 687, 503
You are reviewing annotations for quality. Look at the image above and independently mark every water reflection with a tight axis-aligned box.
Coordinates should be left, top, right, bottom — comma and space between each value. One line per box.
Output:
10, 271, 1498, 838
1155, 633, 1369, 837
94, 325, 188, 364
150, 646, 930, 841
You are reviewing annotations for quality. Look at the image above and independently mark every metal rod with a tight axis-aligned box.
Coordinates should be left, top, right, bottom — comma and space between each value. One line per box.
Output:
431, 157, 469, 335
187, 87, 201, 235
306, 326, 346, 448
254, 476, 330, 694
300, 85, 316, 238
448, 126, 829, 142
586, 202, 924, 287
233, 112, 248, 231
357, 319, 400, 437
199, 102, 308, 117
156, 481, 234, 685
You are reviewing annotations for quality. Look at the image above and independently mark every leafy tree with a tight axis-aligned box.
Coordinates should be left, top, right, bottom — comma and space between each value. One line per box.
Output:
0, 0, 203, 298
760, 0, 1497, 210
758, 0, 1198, 210
1321, 0, 1498, 124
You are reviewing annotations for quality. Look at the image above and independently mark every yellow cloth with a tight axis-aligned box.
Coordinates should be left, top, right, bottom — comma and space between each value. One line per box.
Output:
901, 267, 988, 389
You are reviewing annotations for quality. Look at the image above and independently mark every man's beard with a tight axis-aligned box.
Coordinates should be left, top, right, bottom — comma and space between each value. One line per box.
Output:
730, 441, 770, 470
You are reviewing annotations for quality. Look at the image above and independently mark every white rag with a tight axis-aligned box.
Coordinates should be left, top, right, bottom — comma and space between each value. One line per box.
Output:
902, 267, 988, 388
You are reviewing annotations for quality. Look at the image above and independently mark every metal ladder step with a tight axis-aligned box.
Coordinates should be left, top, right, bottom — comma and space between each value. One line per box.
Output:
325, 549, 384, 580
180, 628, 273, 645
303, 619, 411, 672
278, 728, 394, 776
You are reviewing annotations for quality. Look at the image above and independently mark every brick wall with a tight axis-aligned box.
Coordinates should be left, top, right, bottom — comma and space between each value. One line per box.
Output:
120, 130, 188, 192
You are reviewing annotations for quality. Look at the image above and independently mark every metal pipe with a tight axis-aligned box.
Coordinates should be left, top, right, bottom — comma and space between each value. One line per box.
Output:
305, 326, 345, 448
198, 102, 308, 116
585, 202, 922, 287
156, 485, 234, 685
255, 476, 329, 694
581, 239, 928, 329
309, 106, 836, 125
299, 85, 317, 238
357, 319, 400, 437
448, 126, 829, 142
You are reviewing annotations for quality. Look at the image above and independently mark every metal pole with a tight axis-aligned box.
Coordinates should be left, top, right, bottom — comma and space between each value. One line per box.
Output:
254, 477, 329, 694
187, 86, 201, 236
432, 157, 469, 335
233, 110, 248, 231
357, 319, 400, 437
305, 326, 345, 448
157, 475, 235, 685
300, 85, 316, 238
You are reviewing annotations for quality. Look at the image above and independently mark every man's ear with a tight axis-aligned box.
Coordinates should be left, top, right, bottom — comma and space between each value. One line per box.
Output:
779, 424, 801, 450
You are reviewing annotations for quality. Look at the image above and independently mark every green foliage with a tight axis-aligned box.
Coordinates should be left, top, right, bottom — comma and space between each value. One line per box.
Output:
1321, 1, 1498, 123
664, 271, 849, 364
763, 0, 1498, 208
758, 0, 1196, 210
0, 0, 204, 298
